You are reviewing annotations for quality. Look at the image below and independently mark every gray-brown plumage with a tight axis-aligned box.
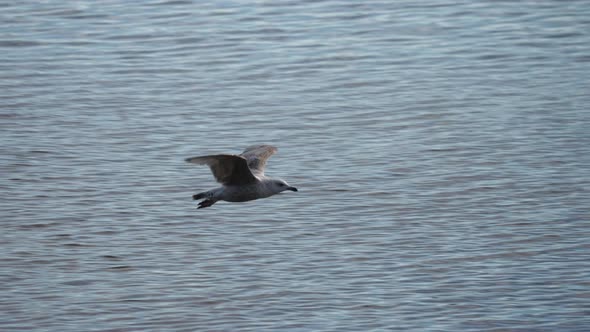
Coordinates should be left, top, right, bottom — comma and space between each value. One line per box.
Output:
185, 145, 297, 209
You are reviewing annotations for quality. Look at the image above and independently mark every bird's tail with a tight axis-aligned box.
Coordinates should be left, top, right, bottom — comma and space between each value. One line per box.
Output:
192, 190, 217, 209
192, 191, 208, 200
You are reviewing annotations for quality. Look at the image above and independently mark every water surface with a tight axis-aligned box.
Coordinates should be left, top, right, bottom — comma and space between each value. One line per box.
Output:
2, 1, 589, 331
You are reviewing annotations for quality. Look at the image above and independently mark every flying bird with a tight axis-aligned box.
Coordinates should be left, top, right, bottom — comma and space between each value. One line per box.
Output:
185, 145, 298, 209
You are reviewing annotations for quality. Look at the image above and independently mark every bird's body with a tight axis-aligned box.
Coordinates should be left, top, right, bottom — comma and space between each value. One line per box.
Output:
196, 182, 279, 202
186, 145, 297, 209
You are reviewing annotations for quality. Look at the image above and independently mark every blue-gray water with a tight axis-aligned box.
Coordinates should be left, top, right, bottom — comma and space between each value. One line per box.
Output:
2, 1, 589, 331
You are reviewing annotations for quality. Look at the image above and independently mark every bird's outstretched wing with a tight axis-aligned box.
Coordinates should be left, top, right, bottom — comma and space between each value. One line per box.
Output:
240, 145, 278, 176
185, 154, 258, 185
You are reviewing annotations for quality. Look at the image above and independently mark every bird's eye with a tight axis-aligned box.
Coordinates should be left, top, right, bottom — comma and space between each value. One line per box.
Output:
279, 183, 285, 187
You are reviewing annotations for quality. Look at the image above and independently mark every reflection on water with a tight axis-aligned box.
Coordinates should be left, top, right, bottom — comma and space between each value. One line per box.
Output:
1, 0, 589, 331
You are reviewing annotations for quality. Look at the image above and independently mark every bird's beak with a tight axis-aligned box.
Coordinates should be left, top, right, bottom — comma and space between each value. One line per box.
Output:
287, 186, 298, 192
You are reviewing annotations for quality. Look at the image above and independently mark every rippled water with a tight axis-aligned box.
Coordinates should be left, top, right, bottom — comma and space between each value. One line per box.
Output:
2, 1, 590, 331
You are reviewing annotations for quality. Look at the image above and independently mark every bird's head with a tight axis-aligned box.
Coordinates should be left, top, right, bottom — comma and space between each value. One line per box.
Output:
269, 179, 298, 194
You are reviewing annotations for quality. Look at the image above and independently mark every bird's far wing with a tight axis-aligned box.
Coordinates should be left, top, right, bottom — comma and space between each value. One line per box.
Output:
185, 154, 258, 185
240, 145, 278, 176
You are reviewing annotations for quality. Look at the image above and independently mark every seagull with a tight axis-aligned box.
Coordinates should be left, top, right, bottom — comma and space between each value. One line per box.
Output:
185, 145, 298, 209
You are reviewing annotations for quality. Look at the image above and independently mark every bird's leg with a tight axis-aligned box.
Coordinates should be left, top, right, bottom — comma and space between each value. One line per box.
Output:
197, 199, 217, 209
